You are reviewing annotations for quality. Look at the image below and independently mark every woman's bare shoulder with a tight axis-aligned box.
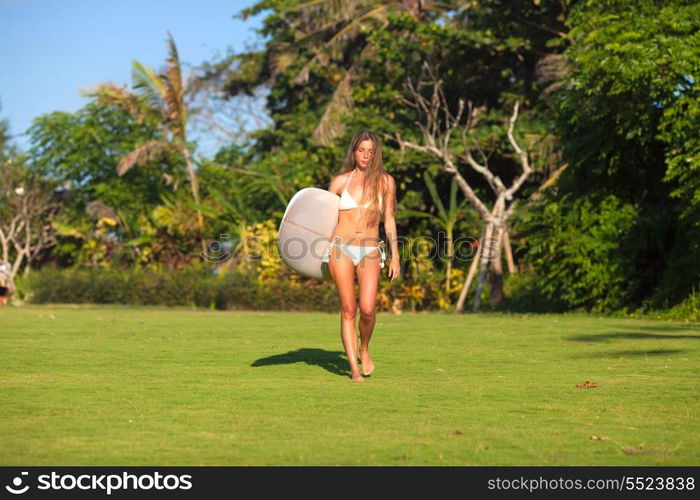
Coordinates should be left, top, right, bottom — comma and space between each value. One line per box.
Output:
382, 172, 396, 189
327, 171, 350, 195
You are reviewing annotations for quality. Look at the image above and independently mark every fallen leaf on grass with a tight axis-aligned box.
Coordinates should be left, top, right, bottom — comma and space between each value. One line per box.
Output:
589, 435, 609, 441
452, 430, 463, 435
576, 381, 598, 388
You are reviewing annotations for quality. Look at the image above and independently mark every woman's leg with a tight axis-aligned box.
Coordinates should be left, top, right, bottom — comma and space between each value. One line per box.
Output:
355, 247, 382, 376
328, 244, 363, 381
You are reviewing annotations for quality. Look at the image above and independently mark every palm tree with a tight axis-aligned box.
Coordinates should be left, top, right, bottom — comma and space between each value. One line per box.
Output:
242, 0, 453, 146
82, 31, 204, 235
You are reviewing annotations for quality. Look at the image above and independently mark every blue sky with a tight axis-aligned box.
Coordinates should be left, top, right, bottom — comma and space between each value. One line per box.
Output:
0, 0, 264, 153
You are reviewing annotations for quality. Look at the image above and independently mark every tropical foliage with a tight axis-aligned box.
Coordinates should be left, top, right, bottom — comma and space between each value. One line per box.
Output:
1, 0, 697, 319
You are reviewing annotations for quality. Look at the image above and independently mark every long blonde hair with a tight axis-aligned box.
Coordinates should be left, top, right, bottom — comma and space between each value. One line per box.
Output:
341, 130, 395, 228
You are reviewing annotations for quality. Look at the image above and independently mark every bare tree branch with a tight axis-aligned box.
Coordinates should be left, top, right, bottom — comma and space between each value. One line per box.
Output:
0, 168, 62, 292
392, 63, 539, 311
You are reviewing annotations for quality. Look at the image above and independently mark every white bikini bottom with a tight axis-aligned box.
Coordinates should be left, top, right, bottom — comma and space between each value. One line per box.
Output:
322, 236, 386, 268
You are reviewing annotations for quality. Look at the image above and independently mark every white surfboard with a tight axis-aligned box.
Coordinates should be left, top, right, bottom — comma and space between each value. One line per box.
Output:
278, 187, 339, 280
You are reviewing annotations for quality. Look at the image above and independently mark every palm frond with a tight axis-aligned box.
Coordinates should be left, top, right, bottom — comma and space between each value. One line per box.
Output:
291, 3, 387, 85
116, 140, 175, 176
311, 66, 354, 146
269, 42, 299, 76
293, 57, 316, 86
310, 40, 377, 146
448, 177, 458, 214
291, 18, 347, 45
162, 76, 186, 139
162, 31, 187, 139
131, 61, 166, 111
190, 202, 221, 219
396, 209, 436, 220
325, 4, 388, 47
164, 30, 184, 105
208, 187, 245, 221
290, 0, 375, 33
423, 171, 447, 221
85, 82, 158, 125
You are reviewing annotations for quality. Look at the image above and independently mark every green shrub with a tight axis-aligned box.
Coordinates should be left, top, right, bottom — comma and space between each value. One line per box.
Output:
501, 268, 568, 313
22, 266, 342, 312
517, 193, 638, 313
621, 287, 700, 323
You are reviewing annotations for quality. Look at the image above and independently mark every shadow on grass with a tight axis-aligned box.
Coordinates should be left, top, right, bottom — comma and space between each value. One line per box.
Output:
251, 348, 349, 377
628, 324, 700, 332
566, 332, 700, 343
569, 349, 690, 358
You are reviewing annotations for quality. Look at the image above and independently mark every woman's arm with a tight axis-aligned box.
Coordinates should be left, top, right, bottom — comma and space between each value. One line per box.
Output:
383, 175, 400, 263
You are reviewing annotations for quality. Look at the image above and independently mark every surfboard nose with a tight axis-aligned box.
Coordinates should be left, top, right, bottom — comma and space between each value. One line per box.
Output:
278, 187, 340, 280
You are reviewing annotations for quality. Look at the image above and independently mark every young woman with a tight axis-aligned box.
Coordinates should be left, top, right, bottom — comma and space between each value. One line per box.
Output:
323, 130, 400, 381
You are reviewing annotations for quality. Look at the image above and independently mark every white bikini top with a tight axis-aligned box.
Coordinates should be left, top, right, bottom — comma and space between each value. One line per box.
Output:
339, 169, 383, 211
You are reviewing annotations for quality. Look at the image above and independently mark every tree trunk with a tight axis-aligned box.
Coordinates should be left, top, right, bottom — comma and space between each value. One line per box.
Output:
445, 228, 453, 295
472, 221, 494, 311
182, 146, 206, 252
488, 222, 505, 307
503, 228, 516, 274
393, 85, 533, 313
455, 226, 485, 313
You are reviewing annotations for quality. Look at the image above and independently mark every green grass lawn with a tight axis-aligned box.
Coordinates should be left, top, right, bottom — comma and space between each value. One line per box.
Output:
1, 305, 698, 466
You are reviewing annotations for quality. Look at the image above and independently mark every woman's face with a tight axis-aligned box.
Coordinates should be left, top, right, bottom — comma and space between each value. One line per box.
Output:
354, 139, 374, 168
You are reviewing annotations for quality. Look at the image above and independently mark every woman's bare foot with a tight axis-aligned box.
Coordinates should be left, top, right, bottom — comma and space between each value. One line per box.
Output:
350, 369, 365, 382
359, 346, 374, 376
